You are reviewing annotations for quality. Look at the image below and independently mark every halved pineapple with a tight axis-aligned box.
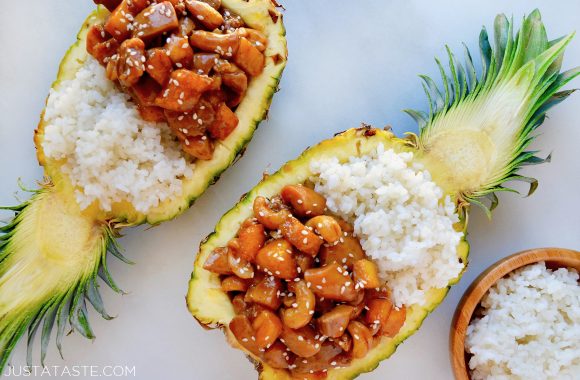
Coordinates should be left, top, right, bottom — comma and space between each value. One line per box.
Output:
0, 0, 286, 371
187, 10, 579, 379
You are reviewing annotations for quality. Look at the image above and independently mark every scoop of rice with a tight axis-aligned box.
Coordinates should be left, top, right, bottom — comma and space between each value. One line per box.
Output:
466, 262, 580, 380
310, 144, 464, 307
42, 57, 192, 212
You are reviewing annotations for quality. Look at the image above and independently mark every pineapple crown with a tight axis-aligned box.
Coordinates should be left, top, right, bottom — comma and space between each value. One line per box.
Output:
405, 9, 580, 217
0, 183, 130, 369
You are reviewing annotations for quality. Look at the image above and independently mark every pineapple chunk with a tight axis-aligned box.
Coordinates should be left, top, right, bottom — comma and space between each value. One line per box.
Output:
353, 259, 381, 289
304, 263, 360, 302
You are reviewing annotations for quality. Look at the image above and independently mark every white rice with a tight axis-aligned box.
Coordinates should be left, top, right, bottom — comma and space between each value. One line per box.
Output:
42, 57, 192, 212
310, 144, 464, 307
466, 262, 580, 380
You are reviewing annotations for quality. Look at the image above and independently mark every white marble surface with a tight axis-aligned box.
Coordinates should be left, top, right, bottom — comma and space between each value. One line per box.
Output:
1, 1, 579, 379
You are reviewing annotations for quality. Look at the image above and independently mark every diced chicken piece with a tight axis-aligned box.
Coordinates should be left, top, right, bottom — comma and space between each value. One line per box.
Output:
193, 53, 219, 75
365, 287, 391, 300
319, 236, 365, 269
131, 76, 161, 106
93, 0, 122, 12
105, 0, 150, 41
255, 239, 297, 280
295, 252, 314, 273
190, 30, 240, 57
335, 217, 354, 233
145, 48, 173, 85
178, 16, 196, 37
227, 246, 254, 279
132, 2, 179, 40
202, 246, 232, 274
238, 27, 268, 52
348, 290, 366, 319
182, 135, 214, 160
314, 297, 336, 315
229, 315, 261, 356
304, 263, 361, 302
234, 37, 265, 76
117, 38, 146, 87
231, 294, 247, 314
279, 217, 323, 257
214, 59, 247, 107
244, 275, 282, 309
281, 280, 315, 329
280, 324, 321, 358
106, 56, 119, 81
347, 321, 373, 359
207, 103, 238, 140
263, 341, 292, 369
221, 275, 249, 292
222, 8, 244, 30
86, 24, 119, 64
353, 259, 381, 289
317, 305, 354, 338
185, 0, 224, 30
200, 0, 221, 10
280, 185, 327, 218
221, 73, 247, 107
252, 196, 291, 230
166, 0, 186, 13
381, 305, 406, 338
252, 309, 283, 349
305, 215, 342, 244
165, 35, 194, 69
155, 69, 213, 111
290, 342, 345, 375
165, 108, 206, 140
137, 105, 166, 122
365, 298, 393, 331
336, 332, 352, 352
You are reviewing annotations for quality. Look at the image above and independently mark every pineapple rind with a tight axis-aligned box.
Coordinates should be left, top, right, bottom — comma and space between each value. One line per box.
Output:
407, 9, 579, 216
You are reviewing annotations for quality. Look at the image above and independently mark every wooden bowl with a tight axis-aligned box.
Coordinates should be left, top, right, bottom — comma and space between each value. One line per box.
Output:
450, 247, 580, 380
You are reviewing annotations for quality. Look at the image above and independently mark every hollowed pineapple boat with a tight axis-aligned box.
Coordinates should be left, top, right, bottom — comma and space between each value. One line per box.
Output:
0, 0, 286, 371
187, 11, 579, 379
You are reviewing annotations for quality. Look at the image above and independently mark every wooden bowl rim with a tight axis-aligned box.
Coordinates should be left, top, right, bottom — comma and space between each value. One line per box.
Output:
449, 247, 580, 380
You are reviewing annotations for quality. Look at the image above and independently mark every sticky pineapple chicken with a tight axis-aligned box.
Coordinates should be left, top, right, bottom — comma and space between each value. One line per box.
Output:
203, 185, 407, 378
88, 0, 267, 160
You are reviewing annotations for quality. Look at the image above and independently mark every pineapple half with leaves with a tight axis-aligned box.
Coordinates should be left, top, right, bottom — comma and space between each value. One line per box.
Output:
0, 0, 286, 371
187, 10, 579, 379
